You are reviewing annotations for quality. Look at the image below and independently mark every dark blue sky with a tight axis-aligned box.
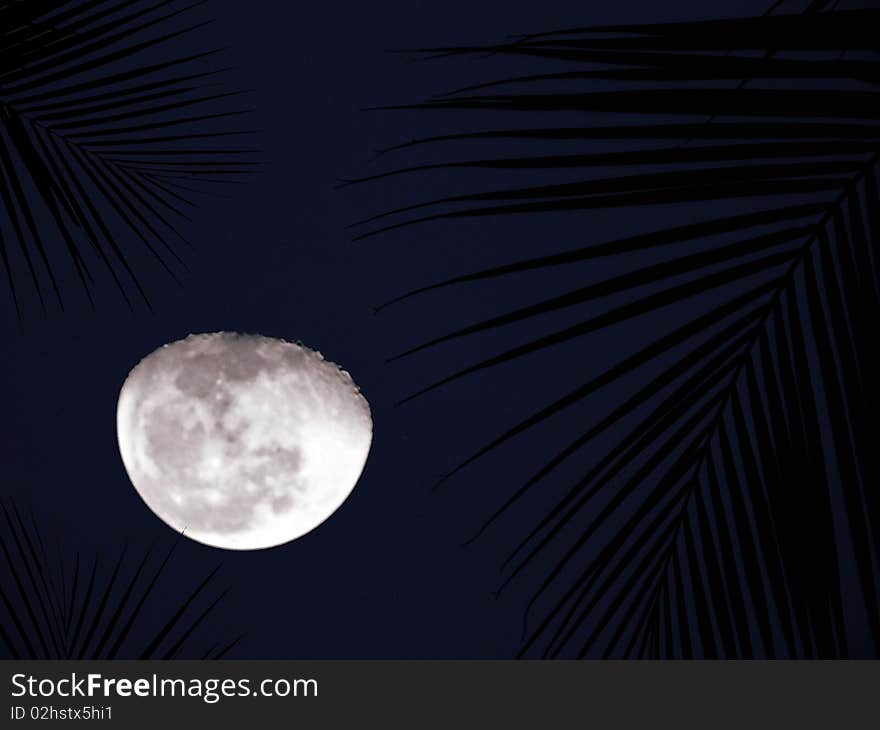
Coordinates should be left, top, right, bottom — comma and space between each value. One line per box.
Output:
1, 0, 788, 658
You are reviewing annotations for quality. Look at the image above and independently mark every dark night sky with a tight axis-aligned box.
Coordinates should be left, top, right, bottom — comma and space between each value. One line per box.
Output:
1, 0, 786, 658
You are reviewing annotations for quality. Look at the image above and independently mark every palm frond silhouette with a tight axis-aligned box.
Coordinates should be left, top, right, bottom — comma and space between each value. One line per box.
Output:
351, 5, 880, 657
0, 0, 257, 317
0, 497, 240, 659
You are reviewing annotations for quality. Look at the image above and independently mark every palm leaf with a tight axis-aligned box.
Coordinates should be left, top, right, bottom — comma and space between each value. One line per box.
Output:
350, 5, 880, 657
0, 0, 257, 317
0, 496, 237, 659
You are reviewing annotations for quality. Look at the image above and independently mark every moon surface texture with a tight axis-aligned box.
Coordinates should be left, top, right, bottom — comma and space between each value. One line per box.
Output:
117, 333, 372, 550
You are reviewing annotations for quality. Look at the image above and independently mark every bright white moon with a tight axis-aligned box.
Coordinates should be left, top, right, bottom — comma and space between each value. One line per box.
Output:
116, 333, 372, 550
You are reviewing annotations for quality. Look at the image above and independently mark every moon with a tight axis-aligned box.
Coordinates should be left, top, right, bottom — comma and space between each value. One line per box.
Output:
116, 333, 372, 550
